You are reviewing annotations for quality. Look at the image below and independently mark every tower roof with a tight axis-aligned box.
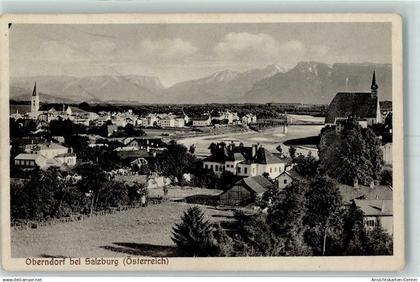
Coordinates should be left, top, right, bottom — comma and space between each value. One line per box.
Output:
371, 71, 378, 90
32, 82, 37, 97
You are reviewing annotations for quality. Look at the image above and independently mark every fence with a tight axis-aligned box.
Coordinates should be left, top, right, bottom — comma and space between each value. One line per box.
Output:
11, 196, 166, 231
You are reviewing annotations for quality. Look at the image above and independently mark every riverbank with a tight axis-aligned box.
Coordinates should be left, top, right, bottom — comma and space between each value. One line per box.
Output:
178, 124, 324, 157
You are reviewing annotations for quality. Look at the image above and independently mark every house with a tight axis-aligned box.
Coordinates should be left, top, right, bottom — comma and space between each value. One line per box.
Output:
219, 175, 274, 206
174, 118, 185, 128
106, 124, 118, 137
192, 114, 212, 127
211, 111, 239, 125
145, 114, 159, 127
275, 169, 303, 190
203, 144, 286, 179
338, 183, 393, 205
126, 138, 167, 152
115, 148, 158, 163
241, 113, 257, 125
351, 199, 393, 235
157, 115, 174, 128
337, 181, 393, 235
130, 157, 148, 170
325, 71, 382, 127
14, 142, 76, 169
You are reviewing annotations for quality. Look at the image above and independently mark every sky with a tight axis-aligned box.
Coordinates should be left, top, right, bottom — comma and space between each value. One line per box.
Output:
10, 22, 392, 87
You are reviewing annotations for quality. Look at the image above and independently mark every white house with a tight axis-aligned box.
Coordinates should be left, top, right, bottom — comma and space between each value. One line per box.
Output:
381, 143, 392, 166
275, 169, 303, 190
15, 142, 76, 169
241, 113, 257, 125
192, 114, 212, 127
203, 144, 286, 179
352, 199, 393, 235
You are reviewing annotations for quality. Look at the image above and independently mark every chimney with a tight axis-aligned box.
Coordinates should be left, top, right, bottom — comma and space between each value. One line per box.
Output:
252, 144, 257, 158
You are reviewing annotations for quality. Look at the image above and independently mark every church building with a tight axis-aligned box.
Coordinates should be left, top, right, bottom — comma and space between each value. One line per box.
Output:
325, 71, 382, 126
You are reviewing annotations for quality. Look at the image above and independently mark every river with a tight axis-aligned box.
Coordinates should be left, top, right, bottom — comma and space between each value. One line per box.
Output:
178, 124, 324, 158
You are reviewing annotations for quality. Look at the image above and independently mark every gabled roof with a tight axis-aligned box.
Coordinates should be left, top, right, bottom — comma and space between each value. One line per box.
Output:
353, 199, 392, 216
325, 92, 378, 124
277, 169, 304, 181
203, 145, 285, 165
15, 153, 41, 160
338, 184, 393, 204
255, 148, 283, 164
240, 175, 274, 194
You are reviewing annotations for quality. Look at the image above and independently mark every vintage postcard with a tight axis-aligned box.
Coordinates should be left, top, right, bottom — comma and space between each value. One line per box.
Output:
0, 14, 404, 271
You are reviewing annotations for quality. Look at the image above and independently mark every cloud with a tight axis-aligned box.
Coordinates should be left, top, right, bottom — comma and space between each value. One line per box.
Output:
213, 32, 330, 66
214, 32, 280, 61
214, 33, 306, 63
307, 45, 330, 60
137, 38, 197, 62
37, 40, 86, 62
88, 40, 117, 59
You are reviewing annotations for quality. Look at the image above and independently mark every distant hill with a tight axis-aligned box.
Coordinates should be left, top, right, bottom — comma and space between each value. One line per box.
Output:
242, 62, 392, 104
164, 64, 284, 103
10, 75, 165, 103
10, 62, 392, 105
11, 86, 76, 104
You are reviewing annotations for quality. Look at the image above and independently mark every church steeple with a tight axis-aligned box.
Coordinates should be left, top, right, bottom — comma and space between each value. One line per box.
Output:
32, 82, 37, 97
371, 70, 378, 97
31, 82, 39, 113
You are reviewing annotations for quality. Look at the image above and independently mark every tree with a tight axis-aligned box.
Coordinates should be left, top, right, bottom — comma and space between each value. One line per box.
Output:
230, 212, 284, 256
171, 207, 220, 256
380, 169, 392, 186
304, 175, 343, 255
341, 205, 368, 255
365, 225, 393, 255
266, 180, 313, 256
288, 146, 296, 160
215, 170, 238, 190
79, 102, 90, 112
208, 142, 218, 155
294, 152, 319, 177
75, 163, 108, 215
319, 120, 384, 185
124, 123, 135, 136
159, 140, 196, 183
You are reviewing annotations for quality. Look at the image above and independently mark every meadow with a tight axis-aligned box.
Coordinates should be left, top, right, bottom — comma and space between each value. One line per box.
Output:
11, 201, 234, 258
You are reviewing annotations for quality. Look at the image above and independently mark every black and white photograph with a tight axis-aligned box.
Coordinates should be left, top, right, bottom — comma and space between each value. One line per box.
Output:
0, 14, 404, 271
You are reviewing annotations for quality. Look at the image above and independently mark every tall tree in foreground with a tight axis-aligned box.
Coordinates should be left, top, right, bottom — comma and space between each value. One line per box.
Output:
304, 175, 343, 255
266, 180, 313, 256
171, 206, 219, 257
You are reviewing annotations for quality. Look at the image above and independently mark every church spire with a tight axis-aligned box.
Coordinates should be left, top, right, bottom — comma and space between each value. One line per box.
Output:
371, 70, 378, 97
31, 81, 39, 113
32, 82, 37, 97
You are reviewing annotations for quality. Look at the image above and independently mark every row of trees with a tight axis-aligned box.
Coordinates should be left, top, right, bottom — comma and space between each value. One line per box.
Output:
172, 175, 393, 257
11, 164, 147, 221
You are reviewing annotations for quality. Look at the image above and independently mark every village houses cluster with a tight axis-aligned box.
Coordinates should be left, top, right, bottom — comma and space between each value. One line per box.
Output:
11, 83, 257, 130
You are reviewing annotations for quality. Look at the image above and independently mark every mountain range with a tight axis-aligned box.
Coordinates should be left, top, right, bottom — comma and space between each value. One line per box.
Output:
10, 62, 392, 105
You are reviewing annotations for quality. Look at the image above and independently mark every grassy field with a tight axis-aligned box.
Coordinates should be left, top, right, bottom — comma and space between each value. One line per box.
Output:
11, 201, 234, 258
